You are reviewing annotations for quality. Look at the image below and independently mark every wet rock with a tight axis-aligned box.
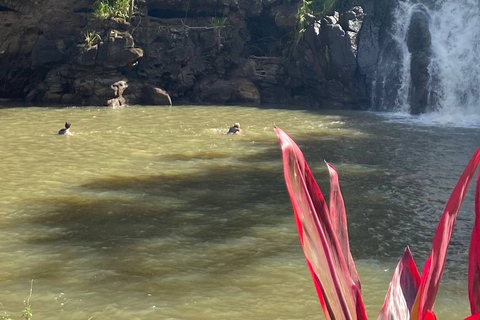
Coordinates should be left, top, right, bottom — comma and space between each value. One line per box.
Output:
61, 93, 77, 104
143, 85, 173, 106
42, 92, 63, 103
236, 78, 261, 103
271, 3, 298, 28
340, 6, 364, 33
75, 44, 98, 67
196, 78, 260, 104
31, 36, 66, 66
107, 80, 128, 107
96, 30, 143, 69
407, 4, 432, 115
322, 10, 360, 84
74, 78, 95, 96
357, 15, 380, 97
93, 77, 127, 100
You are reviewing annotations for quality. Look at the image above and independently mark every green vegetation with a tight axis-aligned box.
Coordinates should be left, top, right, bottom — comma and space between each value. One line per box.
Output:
296, 0, 313, 42
311, 0, 341, 16
299, 0, 346, 18
211, 17, 228, 51
93, 0, 111, 19
93, 0, 133, 20
211, 17, 227, 29
0, 281, 33, 320
295, 0, 347, 44
84, 31, 101, 48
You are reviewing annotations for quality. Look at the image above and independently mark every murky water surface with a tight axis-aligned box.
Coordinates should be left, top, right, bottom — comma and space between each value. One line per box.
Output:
0, 105, 479, 319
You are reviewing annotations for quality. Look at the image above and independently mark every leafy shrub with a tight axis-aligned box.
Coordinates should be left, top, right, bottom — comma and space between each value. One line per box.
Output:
111, 0, 130, 19
275, 127, 480, 320
211, 17, 228, 51
295, 0, 348, 44
93, 0, 112, 19
211, 17, 227, 29
93, 0, 131, 20
84, 31, 101, 48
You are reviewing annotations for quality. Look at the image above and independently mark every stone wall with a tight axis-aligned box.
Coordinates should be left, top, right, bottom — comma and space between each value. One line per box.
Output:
0, 0, 394, 108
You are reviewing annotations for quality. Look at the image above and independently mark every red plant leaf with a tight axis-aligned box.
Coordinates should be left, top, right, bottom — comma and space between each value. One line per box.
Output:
424, 310, 437, 320
378, 247, 421, 320
469, 168, 480, 314
326, 162, 361, 290
411, 147, 480, 320
464, 314, 480, 320
275, 127, 367, 320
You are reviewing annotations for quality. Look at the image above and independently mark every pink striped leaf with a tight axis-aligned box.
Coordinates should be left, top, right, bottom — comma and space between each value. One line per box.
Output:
327, 162, 361, 290
378, 247, 421, 320
275, 127, 367, 320
411, 147, 480, 320
468, 168, 480, 315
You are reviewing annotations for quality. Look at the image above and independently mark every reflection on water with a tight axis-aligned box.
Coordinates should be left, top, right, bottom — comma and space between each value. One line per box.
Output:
0, 105, 479, 319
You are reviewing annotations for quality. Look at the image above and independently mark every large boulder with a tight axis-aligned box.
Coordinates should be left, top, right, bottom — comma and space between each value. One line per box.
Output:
407, 4, 432, 115
270, 3, 298, 28
196, 78, 260, 104
142, 85, 173, 106
75, 44, 98, 67
357, 15, 380, 98
31, 36, 66, 66
107, 80, 129, 108
70, 76, 129, 106
96, 30, 144, 69
322, 7, 364, 84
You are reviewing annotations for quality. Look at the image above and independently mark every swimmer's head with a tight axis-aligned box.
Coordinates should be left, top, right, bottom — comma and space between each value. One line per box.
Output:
65, 122, 71, 129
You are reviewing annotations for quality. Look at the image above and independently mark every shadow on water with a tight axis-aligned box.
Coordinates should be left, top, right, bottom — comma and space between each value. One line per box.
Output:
16, 143, 303, 281
21, 134, 409, 263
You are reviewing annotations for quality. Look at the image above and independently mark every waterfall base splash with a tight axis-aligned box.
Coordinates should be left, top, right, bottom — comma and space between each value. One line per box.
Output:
373, 0, 480, 124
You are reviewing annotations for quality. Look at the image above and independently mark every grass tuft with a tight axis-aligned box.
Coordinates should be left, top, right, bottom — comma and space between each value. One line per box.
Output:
84, 31, 101, 48
93, 0, 132, 20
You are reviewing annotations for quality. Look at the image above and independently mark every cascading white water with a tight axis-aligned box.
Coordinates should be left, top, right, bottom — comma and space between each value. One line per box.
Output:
389, 1, 415, 113
382, 0, 480, 125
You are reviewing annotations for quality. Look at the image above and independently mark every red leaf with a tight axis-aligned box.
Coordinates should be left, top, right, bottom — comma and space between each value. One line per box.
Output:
464, 314, 480, 320
327, 162, 361, 290
468, 168, 480, 314
412, 147, 480, 319
424, 310, 437, 320
378, 247, 421, 320
275, 127, 367, 320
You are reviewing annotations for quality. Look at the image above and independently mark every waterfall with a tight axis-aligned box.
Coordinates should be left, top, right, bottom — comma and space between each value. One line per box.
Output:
374, 0, 480, 124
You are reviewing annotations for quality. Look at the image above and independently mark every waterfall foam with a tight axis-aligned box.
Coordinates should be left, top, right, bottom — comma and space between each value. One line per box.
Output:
375, 0, 480, 126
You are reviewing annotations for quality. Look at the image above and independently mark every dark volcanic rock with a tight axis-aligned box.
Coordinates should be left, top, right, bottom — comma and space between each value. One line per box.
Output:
0, 0, 392, 109
96, 30, 144, 69
407, 4, 432, 115
196, 77, 260, 104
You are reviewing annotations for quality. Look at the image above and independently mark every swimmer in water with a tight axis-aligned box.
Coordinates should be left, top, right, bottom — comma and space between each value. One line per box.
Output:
58, 122, 73, 136
227, 123, 241, 135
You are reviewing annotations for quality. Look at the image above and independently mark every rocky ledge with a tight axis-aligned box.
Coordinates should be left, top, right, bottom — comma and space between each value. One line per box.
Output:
0, 0, 395, 108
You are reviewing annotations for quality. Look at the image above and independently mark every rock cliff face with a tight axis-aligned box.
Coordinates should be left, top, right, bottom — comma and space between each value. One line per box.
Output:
407, 4, 432, 115
0, 0, 394, 108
